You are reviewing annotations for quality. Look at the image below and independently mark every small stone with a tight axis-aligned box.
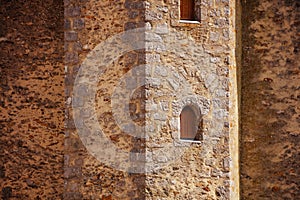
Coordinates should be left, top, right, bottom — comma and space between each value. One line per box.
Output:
145, 10, 163, 21
128, 10, 139, 19
145, 54, 161, 63
210, 57, 220, 63
159, 101, 169, 111
155, 66, 168, 77
205, 158, 215, 167
158, 6, 168, 13
156, 156, 168, 163
223, 157, 231, 171
64, 19, 71, 30
155, 23, 169, 34
167, 78, 179, 90
153, 112, 167, 121
73, 18, 85, 30
65, 6, 80, 17
210, 31, 220, 42
145, 32, 162, 42
65, 52, 79, 64
65, 31, 78, 42
145, 22, 152, 30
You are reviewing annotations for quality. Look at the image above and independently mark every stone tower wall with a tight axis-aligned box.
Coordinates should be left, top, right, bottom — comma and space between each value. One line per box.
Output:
0, 1, 64, 199
4, 0, 299, 199
64, 0, 147, 199
144, 0, 238, 199
64, 0, 239, 199
240, 0, 300, 199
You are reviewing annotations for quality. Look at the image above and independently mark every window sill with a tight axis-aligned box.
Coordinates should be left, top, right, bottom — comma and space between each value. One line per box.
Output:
171, 19, 202, 27
179, 20, 200, 24
179, 139, 202, 144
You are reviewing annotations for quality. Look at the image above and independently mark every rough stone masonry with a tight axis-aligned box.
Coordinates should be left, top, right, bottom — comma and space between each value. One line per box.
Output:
64, 0, 238, 199
0, 0, 299, 199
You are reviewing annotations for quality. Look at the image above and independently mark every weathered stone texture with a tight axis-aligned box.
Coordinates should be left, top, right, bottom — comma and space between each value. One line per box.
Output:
64, 0, 147, 199
65, 0, 238, 199
144, 0, 234, 199
240, 0, 300, 199
0, 0, 64, 199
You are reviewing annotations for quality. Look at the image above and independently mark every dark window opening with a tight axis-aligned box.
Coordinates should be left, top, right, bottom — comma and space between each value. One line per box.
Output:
180, 106, 203, 141
180, 0, 196, 21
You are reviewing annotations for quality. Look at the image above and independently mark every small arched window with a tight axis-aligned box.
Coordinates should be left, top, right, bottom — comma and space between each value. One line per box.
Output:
180, 0, 195, 21
180, 106, 202, 141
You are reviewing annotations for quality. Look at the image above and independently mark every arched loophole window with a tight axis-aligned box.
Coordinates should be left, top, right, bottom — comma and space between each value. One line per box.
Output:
180, 0, 196, 21
180, 106, 203, 141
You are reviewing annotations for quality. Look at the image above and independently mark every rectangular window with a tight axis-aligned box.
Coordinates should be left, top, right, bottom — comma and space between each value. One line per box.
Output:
180, 0, 196, 21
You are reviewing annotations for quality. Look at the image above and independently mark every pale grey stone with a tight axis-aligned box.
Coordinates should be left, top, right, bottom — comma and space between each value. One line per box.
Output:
147, 77, 161, 88
157, 6, 168, 13
211, 168, 222, 177
170, 118, 178, 130
223, 157, 231, 171
155, 66, 168, 77
145, 32, 162, 42
213, 109, 228, 120
167, 78, 179, 90
159, 101, 169, 111
146, 54, 161, 63
210, 57, 221, 63
146, 42, 166, 52
156, 156, 168, 163
145, 22, 152, 30
155, 23, 169, 35
210, 31, 220, 42
145, 10, 162, 21
153, 112, 167, 121
121, 123, 136, 133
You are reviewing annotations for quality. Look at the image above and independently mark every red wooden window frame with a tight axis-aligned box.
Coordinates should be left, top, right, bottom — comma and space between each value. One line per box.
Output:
180, 0, 195, 20
180, 106, 198, 140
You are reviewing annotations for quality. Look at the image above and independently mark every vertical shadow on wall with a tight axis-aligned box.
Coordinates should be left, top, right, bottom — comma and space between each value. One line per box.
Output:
240, 0, 266, 198
240, 0, 300, 199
